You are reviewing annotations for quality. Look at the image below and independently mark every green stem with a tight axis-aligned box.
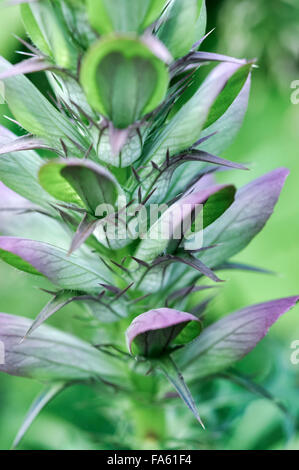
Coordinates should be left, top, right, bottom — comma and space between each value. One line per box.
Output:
129, 399, 167, 449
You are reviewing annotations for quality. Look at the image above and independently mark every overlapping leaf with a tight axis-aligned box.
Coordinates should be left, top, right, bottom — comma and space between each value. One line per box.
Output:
157, 0, 204, 59
0, 126, 56, 213
195, 168, 289, 263
0, 313, 128, 384
137, 62, 252, 198
87, 0, 167, 34
0, 237, 113, 291
0, 58, 92, 155
38, 158, 120, 212
174, 297, 299, 377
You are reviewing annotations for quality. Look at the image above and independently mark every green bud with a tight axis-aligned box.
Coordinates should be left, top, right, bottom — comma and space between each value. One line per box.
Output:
80, 35, 169, 129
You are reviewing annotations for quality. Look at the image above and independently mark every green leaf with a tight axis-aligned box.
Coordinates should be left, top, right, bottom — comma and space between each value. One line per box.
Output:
21, 0, 77, 69
199, 75, 251, 155
138, 62, 251, 195
0, 58, 91, 155
68, 213, 99, 255
203, 64, 251, 129
20, 3, 53, 57
97, 127, 143, 167
0, 127, 56, 214
0, 313, 129, 384
80, 35, 169, 128
24, 291, 75, 339
168, 168, 289, 289
12, 383, 67, 449
166, 74, 251, 199
0, 247, 41, 276
197, 168, 289, 267
157, 356, 204, 427
222, 370, 292, 420
131, 185, 229, 269
38, 158, 120, 212
173, 297, 299, 378
82, 295, 129, 323
202, 185, 236, 228
0, 237, 113, 292
0, 179, 75, 250
157, 0, 203, 59
194, 0, 206, 40
87, 0, 167, 34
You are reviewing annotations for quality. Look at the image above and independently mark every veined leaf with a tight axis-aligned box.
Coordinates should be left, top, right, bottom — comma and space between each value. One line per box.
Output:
174, 297, 299, 377
0, 126, 56, 213
20, 2, 53, 57
0, 57, 91, 155
138, 62, 251, 195
80, 35, 169, 129
167, 168, 289, 290
0, 182, 72, 248
0, 313, 128, 384
203, 64, 251, 129
166, 74, 251, 198
0, 237, 112, 291
157, 0, 203, 59
131, 185, 228, 268
21, 1, 77, 69
199, 74, 251, 155
197, 168, 289, 266
97, 127, 143, 167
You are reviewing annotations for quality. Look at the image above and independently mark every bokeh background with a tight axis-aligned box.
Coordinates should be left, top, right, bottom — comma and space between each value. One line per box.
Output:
0, 0, 298, 450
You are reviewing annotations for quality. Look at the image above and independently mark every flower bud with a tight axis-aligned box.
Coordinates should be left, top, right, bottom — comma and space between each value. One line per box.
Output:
126, 308, 200, 358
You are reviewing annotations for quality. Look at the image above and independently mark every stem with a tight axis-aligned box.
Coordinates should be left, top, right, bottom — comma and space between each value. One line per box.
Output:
129, 399, 167, 450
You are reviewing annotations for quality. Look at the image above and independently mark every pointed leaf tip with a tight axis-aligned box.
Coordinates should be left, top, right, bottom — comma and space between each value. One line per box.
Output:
174, 296, 299, 376
158, 357, 205, 428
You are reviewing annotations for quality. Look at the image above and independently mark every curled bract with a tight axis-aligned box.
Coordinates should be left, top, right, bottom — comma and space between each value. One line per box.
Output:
126, 307, 200, 358
80, 35, 169, 129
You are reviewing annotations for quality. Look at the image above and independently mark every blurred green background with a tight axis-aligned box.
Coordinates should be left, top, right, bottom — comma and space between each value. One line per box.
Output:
0, 0, 298, 450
